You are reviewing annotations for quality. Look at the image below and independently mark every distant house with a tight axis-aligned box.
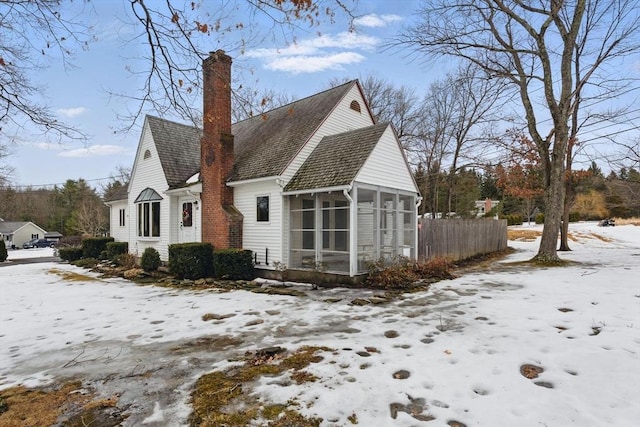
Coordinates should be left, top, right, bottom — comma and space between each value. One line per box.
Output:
0, 220, 47, 249
475, 199, 500, 218
106, 50, 421, 279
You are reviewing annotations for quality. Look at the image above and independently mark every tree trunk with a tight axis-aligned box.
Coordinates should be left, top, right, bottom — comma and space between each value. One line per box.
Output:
559, 178, 573, 251
535, 145, 566, 262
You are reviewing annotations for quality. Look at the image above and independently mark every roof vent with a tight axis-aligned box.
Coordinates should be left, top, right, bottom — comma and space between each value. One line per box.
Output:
143, 149, 151, 159
349, 100, 361, 113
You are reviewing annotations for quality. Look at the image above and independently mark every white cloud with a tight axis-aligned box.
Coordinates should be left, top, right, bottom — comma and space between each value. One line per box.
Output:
57, 107, 88, 118
58, 144, 127, 158
353, 14, 402, 28
264, 52, 366, 74
245, 31, 377, 74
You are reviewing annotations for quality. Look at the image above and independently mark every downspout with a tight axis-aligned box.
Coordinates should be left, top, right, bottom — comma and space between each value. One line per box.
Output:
276, 177, 286, 269
343, 185, 355, 277
415, 195, 423, 260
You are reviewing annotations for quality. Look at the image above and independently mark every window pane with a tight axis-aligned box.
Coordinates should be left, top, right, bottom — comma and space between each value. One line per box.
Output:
257, 196, 269, 222
151, 202, 160, 237
143, 203, 150, 236
182, 202, 193, 227
138, 204, 143, 236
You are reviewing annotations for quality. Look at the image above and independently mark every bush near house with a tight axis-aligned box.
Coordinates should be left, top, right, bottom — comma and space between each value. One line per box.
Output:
82, 237, 114, 259
58, 247, 84, 262
169, 242, 214, 280
214, 249, 255, 280
0, 240, 7, 262
501, 214, 523, 225
365, 256, 455, 290
141, 247, 161, 272
106, 242, 128, 261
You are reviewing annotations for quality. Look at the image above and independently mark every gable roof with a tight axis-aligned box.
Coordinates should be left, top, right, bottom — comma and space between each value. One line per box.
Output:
284, 123, 389, 192
230, 80, 358, 182
146, 115, 202, 189
142, 80, 361, 188
0, 221, 43, 234
103, 184, 129, 203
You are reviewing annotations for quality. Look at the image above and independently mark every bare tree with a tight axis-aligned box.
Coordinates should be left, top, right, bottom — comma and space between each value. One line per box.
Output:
0, 0, 91, 142
1, 1, 355, 140
72, 196, 108, 236
396, 0, 640, 262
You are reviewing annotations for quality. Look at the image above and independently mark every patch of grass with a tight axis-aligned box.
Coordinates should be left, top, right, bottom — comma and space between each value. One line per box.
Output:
507, 229, 541, 241
189, 346, 332, 426
0, 381, 83, 426
0, 381, 123, 427
47, 268, 100, 282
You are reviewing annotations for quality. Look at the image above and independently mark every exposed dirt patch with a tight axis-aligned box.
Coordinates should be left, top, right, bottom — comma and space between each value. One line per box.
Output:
47, 268, 101, 282
520, 364, 544, 379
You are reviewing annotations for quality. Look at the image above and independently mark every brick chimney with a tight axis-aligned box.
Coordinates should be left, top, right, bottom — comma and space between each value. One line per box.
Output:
201, 50, 243, 249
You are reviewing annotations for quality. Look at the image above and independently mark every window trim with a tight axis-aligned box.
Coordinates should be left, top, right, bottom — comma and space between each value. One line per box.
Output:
119, 208, 126, 227
256, 195, 270, 223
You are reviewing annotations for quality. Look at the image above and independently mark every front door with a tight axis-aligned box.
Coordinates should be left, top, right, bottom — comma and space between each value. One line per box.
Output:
178, 198, 198, 243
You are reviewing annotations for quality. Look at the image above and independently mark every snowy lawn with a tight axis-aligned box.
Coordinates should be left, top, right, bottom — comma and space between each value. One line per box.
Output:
0, 222, 639, 426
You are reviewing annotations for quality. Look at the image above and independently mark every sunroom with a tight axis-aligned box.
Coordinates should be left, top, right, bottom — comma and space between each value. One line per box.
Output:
282, 123, 420, 278
285, 184, 418, 277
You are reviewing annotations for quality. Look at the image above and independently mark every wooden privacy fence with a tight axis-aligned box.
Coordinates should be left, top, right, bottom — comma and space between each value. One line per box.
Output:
418, 218, 507, 261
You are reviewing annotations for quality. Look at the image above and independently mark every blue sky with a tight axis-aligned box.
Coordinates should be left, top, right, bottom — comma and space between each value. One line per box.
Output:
5, 0, 638, 189
7, 0, 433, 189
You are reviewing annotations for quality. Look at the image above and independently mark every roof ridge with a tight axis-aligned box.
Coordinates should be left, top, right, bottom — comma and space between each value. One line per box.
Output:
233, 80, 358, 125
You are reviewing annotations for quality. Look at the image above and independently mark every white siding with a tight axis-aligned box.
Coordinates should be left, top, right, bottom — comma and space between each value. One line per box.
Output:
355, 126, 418, 193
108, 200, 129, 242
127, 120, 172, 260
281, 84, 375, 184
12, 223, 47, 248
233, 179, 283, 269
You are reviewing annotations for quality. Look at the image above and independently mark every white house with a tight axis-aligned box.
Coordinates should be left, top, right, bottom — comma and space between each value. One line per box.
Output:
106, 50, 421, 279
0, 220, 47, 249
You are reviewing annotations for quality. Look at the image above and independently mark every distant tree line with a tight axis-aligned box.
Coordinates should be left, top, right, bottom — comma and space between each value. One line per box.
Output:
0, 177, 126, 236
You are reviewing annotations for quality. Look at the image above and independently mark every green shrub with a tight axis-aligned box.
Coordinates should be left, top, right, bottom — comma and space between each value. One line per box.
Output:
169, 243, 214, 279
82, 237, 114, 259
106, 241, 128, 261
501, 214, 523, 225
214, 249, 255, 280
141, 247, 161, 271
568, 212, 581, 222
535, 213, 545, 224
0, 240, 7, 262
58, 246, 84, 262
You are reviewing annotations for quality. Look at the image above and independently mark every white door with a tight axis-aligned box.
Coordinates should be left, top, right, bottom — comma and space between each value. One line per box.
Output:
178, 197, 199, 243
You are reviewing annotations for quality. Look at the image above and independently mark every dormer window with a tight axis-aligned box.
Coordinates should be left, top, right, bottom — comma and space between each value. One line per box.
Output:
144, 149, 151, 159
349, 100, 361, 113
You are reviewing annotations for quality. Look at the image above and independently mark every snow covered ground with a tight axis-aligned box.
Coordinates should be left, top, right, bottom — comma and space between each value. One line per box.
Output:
1, 222, 639, 426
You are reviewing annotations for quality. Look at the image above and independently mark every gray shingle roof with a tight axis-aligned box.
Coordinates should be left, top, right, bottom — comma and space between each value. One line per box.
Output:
284, 123, 389, 192
146, 116, 202, 189
143, 80, 358, 187
231, 81, 357, 182
103, 184, 129, 203
0, 221, 29, 234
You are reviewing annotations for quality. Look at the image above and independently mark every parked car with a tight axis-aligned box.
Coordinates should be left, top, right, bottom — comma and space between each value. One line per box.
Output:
598, 218, 616, 227
22, 238, 55, 249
